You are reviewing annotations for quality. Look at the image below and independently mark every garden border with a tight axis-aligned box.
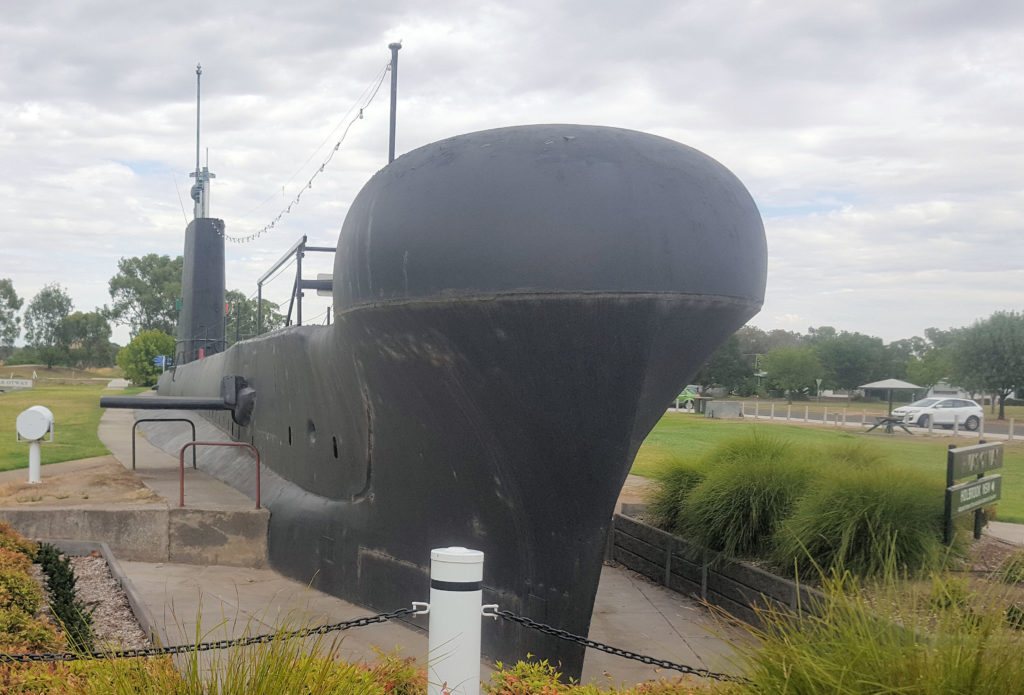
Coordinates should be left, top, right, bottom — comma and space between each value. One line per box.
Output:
39, 538, 165, 647
608, 508, 823, 625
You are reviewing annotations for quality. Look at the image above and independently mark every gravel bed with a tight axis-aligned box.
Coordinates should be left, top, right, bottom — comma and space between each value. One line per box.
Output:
29, 553, 152, 652
68, 554, 152, 650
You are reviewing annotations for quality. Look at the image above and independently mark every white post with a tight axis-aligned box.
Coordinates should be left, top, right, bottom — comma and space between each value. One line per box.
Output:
755, 401, 760, 419
842, 408, 848, 427
770, 402, 775, 420
979, 417, 985, 442
824, 406, 829, 424
862, 410, 866, 425
804, 406, 809, 422
28, 441, 41, 484
953, 415, 960, 437
1010, 418, 1015, 441
428, 547, 484, 695
786, 405, 792, 421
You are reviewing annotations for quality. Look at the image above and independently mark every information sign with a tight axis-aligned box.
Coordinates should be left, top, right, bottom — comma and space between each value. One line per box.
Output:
947, 475, 1002, 517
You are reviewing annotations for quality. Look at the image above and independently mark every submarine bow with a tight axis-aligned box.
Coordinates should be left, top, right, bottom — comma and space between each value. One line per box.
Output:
159, 124, 767, 676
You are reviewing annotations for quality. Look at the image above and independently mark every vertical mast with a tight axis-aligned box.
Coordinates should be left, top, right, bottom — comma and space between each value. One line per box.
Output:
388, 42, 401, 163
189, 62, 215, 218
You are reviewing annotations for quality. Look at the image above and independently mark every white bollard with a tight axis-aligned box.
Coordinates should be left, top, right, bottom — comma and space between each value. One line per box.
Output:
428, 547, 484, 695
28, 442, 41, 484
770, 402, 775, 420
786, 405, 791, 421
804, 406, 809, 422
1010, 418, 1015, 441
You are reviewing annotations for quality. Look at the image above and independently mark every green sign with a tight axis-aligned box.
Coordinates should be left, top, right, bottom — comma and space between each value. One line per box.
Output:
949, 442, 1004, 479
947, 474, 1002, 518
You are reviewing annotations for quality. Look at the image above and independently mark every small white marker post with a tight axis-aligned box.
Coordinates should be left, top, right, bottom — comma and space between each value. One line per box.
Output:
428, 547, 484, 695
16, 406, 54, 484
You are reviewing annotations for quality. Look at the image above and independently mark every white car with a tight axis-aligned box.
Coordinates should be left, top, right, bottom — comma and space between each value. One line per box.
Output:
892, 397, 983, 431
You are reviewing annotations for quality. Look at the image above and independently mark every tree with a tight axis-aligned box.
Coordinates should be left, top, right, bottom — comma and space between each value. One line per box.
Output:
691, 334, 753, 394
224, 290, 286, 345
116, 330, 176, 386
23, 284, 74, 368
950, 311, 1024, 420
107, 254, 183, 337
62, 311, 118, 367
0, 278, 23, 355
809, 330, 887, 390
760, 346, 823, 403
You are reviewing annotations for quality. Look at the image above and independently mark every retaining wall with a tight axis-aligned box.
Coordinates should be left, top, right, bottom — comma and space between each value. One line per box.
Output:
609, 511, 822, 625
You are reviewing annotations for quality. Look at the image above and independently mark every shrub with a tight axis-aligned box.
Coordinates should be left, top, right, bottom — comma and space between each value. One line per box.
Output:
0, 547, 32, 574
648, 458, 705, 534
0, 568, 43, 614
0, 521, 38, 558
773, 464, 950, 578
115, 329, 175, 386
0, 605, 64, 653
35, 543, 93, 651
680, 433, 812, 557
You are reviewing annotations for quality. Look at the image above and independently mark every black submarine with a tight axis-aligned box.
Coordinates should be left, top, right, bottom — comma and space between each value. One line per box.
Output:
113, 121, 767, 676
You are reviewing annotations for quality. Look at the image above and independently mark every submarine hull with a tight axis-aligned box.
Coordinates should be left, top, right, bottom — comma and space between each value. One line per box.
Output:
160, 124, 767, 676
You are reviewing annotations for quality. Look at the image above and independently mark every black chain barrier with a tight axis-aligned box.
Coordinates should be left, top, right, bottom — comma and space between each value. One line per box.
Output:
490, 609, 751, 684
0, 606, 414, 664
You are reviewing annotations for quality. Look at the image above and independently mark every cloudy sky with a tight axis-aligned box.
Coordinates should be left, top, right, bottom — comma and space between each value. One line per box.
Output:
1, 0, 1021, 347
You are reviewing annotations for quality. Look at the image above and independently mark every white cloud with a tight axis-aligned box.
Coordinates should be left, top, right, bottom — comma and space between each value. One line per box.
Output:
0, 0, 1022, 348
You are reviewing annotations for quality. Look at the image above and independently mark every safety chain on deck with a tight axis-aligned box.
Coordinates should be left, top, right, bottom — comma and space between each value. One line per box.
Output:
0, 606, 415, 664
487, 608, 751, 684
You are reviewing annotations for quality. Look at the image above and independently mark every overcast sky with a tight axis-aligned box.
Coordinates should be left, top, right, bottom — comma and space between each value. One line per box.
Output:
2, 0, 1021, 347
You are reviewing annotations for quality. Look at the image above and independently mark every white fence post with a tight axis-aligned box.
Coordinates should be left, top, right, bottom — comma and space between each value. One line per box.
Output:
428, 547, 484, 695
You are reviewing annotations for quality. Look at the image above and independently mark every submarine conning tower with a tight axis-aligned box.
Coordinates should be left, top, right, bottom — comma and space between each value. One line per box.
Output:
176, 217, 226, 365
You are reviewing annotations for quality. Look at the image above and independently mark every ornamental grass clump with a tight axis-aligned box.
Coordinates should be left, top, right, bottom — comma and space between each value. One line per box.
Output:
773, 463, 950, 578
729, 570, 1024, 694
679, 433, 813, 558
648, 457, 705, 535
994, 548, 1024, 584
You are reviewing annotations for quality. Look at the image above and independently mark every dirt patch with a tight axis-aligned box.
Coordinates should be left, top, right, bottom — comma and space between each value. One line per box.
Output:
0, 459, 161, 506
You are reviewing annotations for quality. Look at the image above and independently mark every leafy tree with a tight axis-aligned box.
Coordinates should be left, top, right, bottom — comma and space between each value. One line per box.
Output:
761, 346, 823, 403
0, 278, 23, 355
107, 254, 183, 337
691, 334, 753, 394
116, 330, 175, 386
62, 311, 118, 367
809, 330, 887, 390
224, 290, 286, 345
23, 284, 74, 368
950, 311, 1024, 420
736, 325, 805, 358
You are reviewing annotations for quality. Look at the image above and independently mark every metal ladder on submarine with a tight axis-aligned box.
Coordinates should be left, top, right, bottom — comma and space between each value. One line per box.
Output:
109, 124, 766, 677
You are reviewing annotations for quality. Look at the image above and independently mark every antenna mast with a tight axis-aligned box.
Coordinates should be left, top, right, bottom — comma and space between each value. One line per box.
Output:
189, 62, 215, 218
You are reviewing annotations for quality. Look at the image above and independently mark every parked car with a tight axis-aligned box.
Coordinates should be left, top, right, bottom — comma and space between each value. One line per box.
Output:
891, 397, 983, 431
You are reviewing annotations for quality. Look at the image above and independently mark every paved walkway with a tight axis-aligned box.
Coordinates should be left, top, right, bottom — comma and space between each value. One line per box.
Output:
91, 407, 744, 687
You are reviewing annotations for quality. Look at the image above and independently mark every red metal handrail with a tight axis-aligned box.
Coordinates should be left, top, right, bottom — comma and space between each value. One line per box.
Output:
179, 441, 260, 509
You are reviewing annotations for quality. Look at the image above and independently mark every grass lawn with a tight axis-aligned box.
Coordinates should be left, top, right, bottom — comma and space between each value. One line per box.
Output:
0, 382, 118, 471
634, 412, 1024, 523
